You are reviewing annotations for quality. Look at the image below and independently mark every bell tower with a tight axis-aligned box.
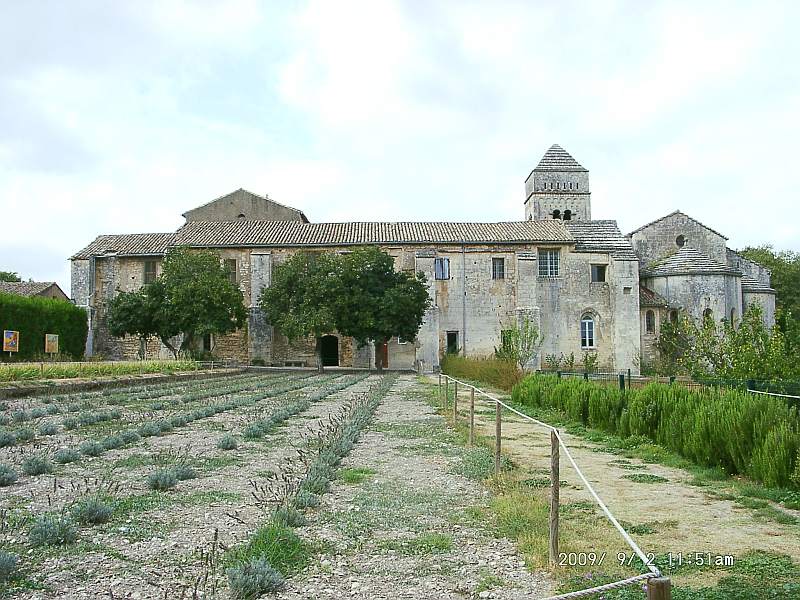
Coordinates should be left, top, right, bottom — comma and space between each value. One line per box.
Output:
524, 144, 591, 221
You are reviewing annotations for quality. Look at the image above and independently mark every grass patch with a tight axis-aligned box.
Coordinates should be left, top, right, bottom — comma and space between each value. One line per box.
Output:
451, 446, 512, 481
338, 467, 376, 485
622, 473, 669, 484
377, 532, 453, 555
225, 522, 310, 576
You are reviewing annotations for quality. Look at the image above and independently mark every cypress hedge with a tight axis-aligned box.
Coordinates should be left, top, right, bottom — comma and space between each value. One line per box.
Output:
512, 375, 800, 489
0, 292, 87, 361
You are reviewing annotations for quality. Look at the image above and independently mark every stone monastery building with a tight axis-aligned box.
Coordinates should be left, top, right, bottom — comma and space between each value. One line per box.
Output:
71, 145, 776, 373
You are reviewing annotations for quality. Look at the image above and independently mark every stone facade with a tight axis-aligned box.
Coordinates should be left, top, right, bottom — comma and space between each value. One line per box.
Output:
71, 144, 775, 373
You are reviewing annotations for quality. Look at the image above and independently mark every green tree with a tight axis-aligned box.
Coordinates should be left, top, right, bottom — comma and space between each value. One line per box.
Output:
331, 246, 431, 372
107, 248, 245, 358
160, 248, 246, 356
739, 245, 800, 331
0, 272, 21, 282
107, 281, 177, 359
258, 251, 339, 372
495, 317, 544, 371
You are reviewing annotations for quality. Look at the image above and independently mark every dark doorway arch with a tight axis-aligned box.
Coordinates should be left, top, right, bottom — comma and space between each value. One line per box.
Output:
321, 335, 339, 366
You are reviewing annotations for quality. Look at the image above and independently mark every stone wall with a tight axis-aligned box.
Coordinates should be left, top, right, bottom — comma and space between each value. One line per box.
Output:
743, 291, 777, 326
642, 273, 743, 325
727, 249, 772, 286
183, 190, 305, 222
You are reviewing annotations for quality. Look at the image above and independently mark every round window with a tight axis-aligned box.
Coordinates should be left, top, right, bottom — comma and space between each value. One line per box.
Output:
676, 235, 686, 247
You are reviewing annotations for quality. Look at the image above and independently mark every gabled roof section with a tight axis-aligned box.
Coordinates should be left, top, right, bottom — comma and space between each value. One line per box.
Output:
534, 144, 588, 172
181, 188, 309, 223
642, 246, 739, 277
174, 220, 574, 247
563, 220, 638, 260
71, 233, 176, 260
741, 273, 776, 294
639, 285, 669, 307
627, 211, 728, 240
0, 281, 64, 298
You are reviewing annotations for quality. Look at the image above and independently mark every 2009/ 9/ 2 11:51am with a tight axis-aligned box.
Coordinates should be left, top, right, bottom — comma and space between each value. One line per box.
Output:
558, 552, 736, 568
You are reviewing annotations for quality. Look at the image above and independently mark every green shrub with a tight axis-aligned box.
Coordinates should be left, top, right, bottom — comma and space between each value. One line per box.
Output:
53, 448, 81, 464
62, 417, 79, 430
15, 427, 34, 442
227, 557, 285, 598
22, 454, 53, 476
71, 495, 113, 525
512, 374, 800, 489
226, 522, 309, 575
173, 464, 197, 481
293, 489, 319, 509
148, 469, 178, 491
217, 434, 238, 451
0, 291, 87, 361
119, 429, 141, 444
138, 422, 162, 437
0, 463, 18, 486
0, 550, 20, 582
0, 430, 15, 447
273, 506, 306, 528
441, 354, 521, 391
79, 441, 104, 457
28, 514, 78, 546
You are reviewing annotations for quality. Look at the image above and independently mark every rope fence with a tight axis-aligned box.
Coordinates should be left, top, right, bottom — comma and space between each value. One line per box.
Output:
438, 374, 671, 600
747, 388, 800, 400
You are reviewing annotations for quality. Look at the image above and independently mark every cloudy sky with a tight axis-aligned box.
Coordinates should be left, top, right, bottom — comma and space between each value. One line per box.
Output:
2, 0, 798, 294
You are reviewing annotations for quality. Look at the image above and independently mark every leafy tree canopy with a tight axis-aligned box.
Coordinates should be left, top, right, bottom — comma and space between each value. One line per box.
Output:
738, 245, 800, 325
107, 248, 246, 357
0, 271, 21, 282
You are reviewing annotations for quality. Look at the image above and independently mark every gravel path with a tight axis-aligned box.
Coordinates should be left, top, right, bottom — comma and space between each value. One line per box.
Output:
281, 374, 554, 600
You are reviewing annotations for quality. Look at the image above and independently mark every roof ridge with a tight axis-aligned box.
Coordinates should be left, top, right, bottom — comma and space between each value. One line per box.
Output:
627, 210, 729, 240
532, 144, 588, 173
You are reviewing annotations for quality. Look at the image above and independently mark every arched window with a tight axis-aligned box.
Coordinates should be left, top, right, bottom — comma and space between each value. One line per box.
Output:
563, 210, 572, 221
552, 210, 561, 219
645, 310, 655, 334
581, 314, 595, 349
676, 235, 686, 248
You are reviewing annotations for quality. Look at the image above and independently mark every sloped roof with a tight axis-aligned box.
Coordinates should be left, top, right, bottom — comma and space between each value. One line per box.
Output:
534, 144, 588, 172
640, 285, 669, 307
71, 233, 176, 260
741, 273, 776, 294
563, 220, 638, 260
174, 220, 574, 247
0, 281, 62, 297
628, 210, 728, 240
642, 246, 739, 277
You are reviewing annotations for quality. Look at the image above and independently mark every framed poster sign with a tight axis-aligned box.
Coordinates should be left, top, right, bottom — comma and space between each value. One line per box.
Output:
45, 334, 59, 354
3, 330, 19, 353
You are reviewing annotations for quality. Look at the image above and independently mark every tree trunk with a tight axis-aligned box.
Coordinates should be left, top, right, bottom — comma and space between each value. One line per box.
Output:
316, 337, 324, 373
160, 335, 179, 360
375, 339, 385, 373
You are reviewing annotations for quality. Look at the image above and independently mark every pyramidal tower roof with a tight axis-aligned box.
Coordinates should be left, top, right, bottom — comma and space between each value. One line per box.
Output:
534, 144, 588, 172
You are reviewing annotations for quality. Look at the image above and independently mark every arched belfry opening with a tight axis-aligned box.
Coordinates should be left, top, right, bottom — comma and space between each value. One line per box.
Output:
320, 335, 339, 366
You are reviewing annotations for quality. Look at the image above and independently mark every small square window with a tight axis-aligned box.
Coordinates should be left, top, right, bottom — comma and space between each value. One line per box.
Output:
538, 250, 560, 277
591, 265, 607, 283
492, 257, 505, 280
435, 257, 450, 280
446, 331, 459, 354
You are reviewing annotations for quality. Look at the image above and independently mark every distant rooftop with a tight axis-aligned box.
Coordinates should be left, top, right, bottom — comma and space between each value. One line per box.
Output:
534, 144, 588, 172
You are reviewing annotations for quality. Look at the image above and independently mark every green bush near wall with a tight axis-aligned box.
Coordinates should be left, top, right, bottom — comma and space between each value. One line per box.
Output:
0, 292, 88, 361
512, 375, 800, 489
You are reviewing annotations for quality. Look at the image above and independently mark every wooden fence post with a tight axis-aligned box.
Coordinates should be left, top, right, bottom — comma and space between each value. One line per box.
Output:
549, 429, 560, 566
445, 377, 449, 409
494, 401, 502, 476
469, 387, 475, 446
438, 373, 442, 404
646, 577, 671, 600
453, 381, 458, 422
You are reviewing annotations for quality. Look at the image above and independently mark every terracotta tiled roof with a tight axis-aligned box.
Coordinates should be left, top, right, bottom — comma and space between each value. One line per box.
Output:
173, 220, 574, 247
642, 246, 739, 277
534, 144, 587, 172
627, 210, 728, 240
563, 220, 638, 260
71, 233, 176, 260
0, 281, 60, 297
639, 285, 669, 307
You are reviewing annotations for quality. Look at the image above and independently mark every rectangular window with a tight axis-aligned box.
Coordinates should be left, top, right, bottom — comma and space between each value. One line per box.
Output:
581, 319, 595, 349
143, 260, 157, 284
492, 257, 505, 280
538, 250, 560, 277
224, 259, 238, 284
446, 331, 459, 354
435, 257, 450, 280
591, 265, 607, 283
